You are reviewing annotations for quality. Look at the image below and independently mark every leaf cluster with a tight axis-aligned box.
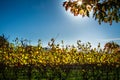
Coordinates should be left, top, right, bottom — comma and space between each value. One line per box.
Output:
63, 0, 120, 25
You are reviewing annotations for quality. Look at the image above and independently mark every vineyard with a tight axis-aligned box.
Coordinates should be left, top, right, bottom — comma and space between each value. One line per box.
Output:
0, 38, 120, 80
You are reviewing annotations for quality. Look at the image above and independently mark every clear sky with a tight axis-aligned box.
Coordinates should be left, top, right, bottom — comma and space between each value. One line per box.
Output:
0, 0, 120, 48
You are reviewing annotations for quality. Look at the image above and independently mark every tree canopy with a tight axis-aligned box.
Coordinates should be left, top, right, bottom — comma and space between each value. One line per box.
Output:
0, 34, 9, 48
63, 0, 120, 25
104, 41, 120, 53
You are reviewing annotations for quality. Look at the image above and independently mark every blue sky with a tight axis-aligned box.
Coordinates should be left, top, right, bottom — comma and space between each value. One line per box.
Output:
0, 0, 120, 48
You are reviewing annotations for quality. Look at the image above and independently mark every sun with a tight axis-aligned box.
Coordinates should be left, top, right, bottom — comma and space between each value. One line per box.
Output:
61, 0, 89, 22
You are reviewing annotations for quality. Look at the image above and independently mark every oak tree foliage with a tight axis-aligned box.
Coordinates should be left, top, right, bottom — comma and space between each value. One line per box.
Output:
63, 0, 120, 25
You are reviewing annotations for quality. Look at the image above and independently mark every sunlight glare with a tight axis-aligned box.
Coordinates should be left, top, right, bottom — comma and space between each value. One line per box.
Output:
65, 10, 89, 22
77, 0, 82, 5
